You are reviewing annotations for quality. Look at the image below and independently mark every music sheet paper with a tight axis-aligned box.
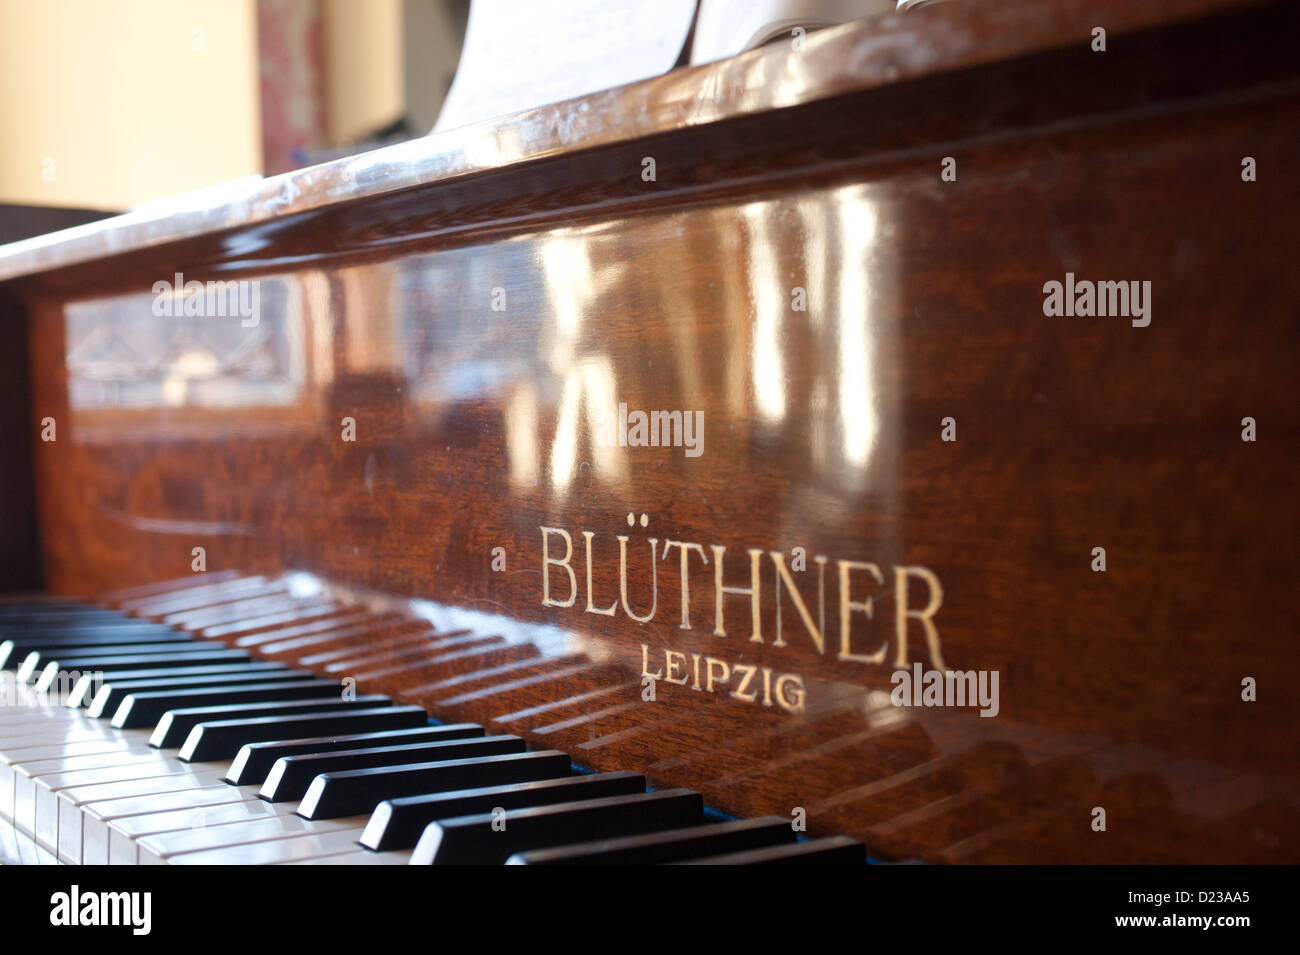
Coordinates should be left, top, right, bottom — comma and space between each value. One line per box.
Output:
432, 0, 698, 133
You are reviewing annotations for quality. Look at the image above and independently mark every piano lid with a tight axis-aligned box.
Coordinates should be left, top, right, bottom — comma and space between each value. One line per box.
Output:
0, 0, 1262, 284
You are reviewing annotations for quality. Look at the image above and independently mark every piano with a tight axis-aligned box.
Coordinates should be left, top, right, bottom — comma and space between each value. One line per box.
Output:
0, 0, 1295, 866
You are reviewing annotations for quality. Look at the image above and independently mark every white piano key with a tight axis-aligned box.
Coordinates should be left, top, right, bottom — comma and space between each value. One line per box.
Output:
136, 813, 368, 864
0, 717, 119, 743
14, 829, 60, 865
0, 708, 75, 729
1, 736, 155, 823
5, 635, 432, 867
164, 825, 371, 865
23, 757, 209, 846
0, 722, 150, 758
56, 763, 228, 862
20, 745, 168, 778
0, 705, 89, 819
0, 683, 72, 711
0, 709, 114, 737
0, 814, 26, 863
55, 766, 232, 814
109, 797, 301, 864
0, 721, 66, 742
0, 716, 90, 743
79, 784, 262, 864
2, 738, 157, 762
18, 746, 175, 823
0, 689, 74, 713
277, 847, 412, 865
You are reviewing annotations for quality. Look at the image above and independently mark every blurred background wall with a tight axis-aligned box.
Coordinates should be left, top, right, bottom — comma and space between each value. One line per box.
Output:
0, 0, 468, 212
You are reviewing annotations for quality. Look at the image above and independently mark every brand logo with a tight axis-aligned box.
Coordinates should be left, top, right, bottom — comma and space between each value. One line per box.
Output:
49, 886, 151, 936
540, 523, 950, 712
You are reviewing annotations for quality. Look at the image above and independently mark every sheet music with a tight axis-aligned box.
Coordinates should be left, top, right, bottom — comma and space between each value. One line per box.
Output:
690, 0, 896, 65
433, 0, 698, 133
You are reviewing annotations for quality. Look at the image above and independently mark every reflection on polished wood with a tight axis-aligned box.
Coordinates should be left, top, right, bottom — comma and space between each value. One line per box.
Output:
2, 0, 1298, 862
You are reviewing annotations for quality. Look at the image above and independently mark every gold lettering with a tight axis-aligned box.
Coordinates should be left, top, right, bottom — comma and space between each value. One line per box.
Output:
639, 643, 663, 679
664, 650, 689, 685
815, 555, 827, 640
838, 560, 888, 664
730, 663, 759, 702
775, 673, 806, 712
769, 551, 824, 652
540, 526, 576, 608
661, 540, 708, 630
582, 531, 616, 616
705, 656, 730, 693
638, 645, 806, 714
617, 535, 659, 623
712, 545, 763, 642
894, 565, 945, 669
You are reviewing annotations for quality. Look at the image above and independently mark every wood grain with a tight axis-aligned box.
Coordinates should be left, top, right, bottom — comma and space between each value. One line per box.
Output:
3, 0, 1297, 862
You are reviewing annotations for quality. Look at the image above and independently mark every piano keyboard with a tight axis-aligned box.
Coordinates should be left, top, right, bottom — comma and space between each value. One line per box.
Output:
0, 590, 864, 865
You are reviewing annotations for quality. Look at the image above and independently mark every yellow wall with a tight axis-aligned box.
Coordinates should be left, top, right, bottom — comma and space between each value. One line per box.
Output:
323, 0, 404, 144
0, 0, 262, 210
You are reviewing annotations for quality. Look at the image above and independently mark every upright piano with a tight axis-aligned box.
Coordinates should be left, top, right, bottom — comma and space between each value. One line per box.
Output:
0, 0, 1295, 865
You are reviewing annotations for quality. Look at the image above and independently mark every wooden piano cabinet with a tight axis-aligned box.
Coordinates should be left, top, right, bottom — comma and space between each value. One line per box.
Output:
0, 285, 41, 590
1, 0, 1296, 862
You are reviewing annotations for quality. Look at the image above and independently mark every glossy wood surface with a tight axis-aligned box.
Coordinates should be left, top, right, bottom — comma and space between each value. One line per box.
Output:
0, 0, 1259, 285
3, 0, 1298, 862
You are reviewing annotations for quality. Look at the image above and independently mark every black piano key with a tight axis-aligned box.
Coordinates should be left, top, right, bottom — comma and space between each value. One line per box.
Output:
0, 599, 93, 611
672, 836, 867, 865
22, 643, 207, 681
32, 649, 252, 691
1, 629, 188, 668
21, 640, 224, 677
361, 771, 647, 851
259, 735, 525, 802
92, 670, 317, 718
411, 789, 705, 865
298, 750, 572, 820
150, 695, 392, 749
176, 705, 431, 762
4, 633, 188, 662
111, 679, 347, 729
21, 642, 239, 682
0, 599, 125, 610
16, 654, 43, 683
225, 723, 484, 785
26, 638, 204, 655
8, 623, 183, 639
5, 621, 179, 639
0, 620, 132, 633
73, 661, 292, 710
505, 815, 796, 864
0, 608, 125, 624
